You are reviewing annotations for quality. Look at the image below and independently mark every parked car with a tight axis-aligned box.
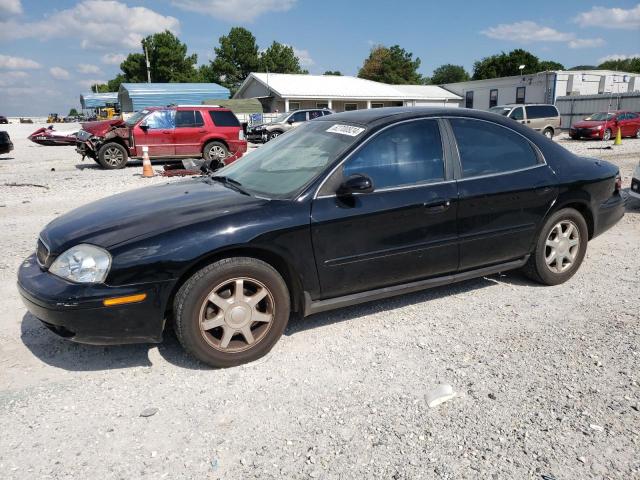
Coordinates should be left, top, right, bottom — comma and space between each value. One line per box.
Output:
28, 126, 78, 146
0, 116, 8, 124
75, 105, 247, 169
489, 104, 561, 139
630, 160, 640, 202
246, 108, 333, 142
18, 107, 625, 367
0, 131, 13, 154
569, 111, 640, 141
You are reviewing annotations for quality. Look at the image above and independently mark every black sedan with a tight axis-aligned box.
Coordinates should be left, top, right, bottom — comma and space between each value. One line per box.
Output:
18, 108, 625, 367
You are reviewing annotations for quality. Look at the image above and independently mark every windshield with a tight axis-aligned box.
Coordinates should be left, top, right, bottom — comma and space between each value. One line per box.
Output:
584, 112, 615, 121
271, 112, 290, 123
125, 110, 150, 127
489, 107, 511, 116
215, 121, 365, 198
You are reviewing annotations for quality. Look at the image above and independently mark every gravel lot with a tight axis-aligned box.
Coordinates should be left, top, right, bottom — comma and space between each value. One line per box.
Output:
1, 123, 639, 479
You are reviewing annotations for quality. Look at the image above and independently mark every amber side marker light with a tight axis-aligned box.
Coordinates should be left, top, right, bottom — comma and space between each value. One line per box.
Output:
103, 293, 147, 307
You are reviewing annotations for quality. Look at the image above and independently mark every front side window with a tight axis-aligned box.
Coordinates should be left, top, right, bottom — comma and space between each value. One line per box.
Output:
290, 111, 307, 123
516, 87, 526, 104
450, 118, 539, 178
509, 107, 524, 121
465, 91, 474, 108
343, 120, 444, 190
489, 89, 498, 108
144, 110, 175, 129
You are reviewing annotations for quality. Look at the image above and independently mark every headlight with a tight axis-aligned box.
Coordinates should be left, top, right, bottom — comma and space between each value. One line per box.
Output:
595, 125, 603, 130
49, 244, 111, 283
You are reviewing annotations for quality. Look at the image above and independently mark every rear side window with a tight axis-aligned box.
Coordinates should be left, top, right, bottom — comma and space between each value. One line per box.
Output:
309, 110, 323, 120
175, 110, 204, 128
450, 118, 539, 178
343, 119, 444, 189
208, 110, 240, 127
526, 105, 558, 119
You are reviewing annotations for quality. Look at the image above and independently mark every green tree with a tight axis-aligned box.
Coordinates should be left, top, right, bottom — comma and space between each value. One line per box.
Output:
358, 45, 423, 84
430, 64, 470, 84
472, 49, 563, 80
323, 70, 342, 76
120, 53, 147, 83
597, 57, 640, 73
68, 108, 79, 116
206, 27, 260, 93
259, 42, 307, 74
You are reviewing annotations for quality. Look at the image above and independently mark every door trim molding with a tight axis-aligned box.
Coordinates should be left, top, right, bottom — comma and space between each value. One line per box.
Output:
303, 255, 529, 316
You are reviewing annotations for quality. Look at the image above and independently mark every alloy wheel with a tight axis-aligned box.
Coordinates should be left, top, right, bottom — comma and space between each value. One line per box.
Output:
208, 145, 226, 160
198, 277, 274, 352
603, 129, 612, 141
104, 147, 123, 167
544, 220, 580, 273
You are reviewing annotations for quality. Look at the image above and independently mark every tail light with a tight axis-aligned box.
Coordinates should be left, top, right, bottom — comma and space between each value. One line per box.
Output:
615, 173, 622, 192
239, 130, 245, 141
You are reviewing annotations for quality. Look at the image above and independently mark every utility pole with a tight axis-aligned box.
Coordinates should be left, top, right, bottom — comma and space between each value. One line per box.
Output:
144, 45, 151, 83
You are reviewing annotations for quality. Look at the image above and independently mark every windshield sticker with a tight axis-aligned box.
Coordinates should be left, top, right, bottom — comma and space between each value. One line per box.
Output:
326, 124, 365, 136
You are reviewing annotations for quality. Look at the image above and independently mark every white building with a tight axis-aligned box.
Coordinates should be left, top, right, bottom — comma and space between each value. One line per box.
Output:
443, 70, 640, 111
234, 73, 461, 113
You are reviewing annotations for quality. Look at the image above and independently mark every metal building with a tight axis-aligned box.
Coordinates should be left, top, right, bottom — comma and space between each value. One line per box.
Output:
118, 83, 230, 112
80, 92, 119, 109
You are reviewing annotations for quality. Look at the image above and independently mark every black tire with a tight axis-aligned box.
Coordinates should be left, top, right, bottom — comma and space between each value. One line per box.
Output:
603, 129, 612, 141
569, 135, 579, 140
635, 128, 640, 139
268, 131, 283, 141
203, 141, 228, 163
522, 208, 588, 286
542, 127, 554, 139
174, 257, 290, 368
97, 142, 128, 169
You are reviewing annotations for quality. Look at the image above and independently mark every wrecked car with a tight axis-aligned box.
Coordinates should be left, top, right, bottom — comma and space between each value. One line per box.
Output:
75, 105, 248, 169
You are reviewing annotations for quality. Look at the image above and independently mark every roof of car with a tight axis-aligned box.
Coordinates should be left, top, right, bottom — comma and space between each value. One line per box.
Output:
494, 104, 557, 108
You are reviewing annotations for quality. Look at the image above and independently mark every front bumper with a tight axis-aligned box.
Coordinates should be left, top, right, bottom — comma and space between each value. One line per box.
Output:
593, 192, 626, 238
569, 128, 601, 139
18, 254, 172, 345
247, 130, 267, 142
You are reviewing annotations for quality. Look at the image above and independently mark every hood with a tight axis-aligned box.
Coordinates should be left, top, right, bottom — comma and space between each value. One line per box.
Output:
81, 119, 125, 136
40, 178, 268, 253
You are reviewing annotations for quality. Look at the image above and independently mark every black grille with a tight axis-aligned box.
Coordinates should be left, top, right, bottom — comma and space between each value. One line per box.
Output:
36, 239, 50, 267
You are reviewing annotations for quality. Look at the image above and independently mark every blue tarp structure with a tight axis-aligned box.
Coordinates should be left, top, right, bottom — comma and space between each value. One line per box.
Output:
118, 83, 230, 112
80, 92, 119, 109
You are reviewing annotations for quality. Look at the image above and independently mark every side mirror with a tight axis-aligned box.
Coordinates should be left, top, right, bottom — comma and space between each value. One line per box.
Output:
338, 174, 374, 196
139, 123, 149, 132
287, 119, 295, 124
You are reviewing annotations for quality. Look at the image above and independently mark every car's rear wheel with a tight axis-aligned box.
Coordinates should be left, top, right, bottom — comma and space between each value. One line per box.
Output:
174, 257, 290, 368
203, 141, 228, 164
603, 128, 612, 141
542, 127, 554, 139
522, 208, 588, 285
97, 142, 128, 169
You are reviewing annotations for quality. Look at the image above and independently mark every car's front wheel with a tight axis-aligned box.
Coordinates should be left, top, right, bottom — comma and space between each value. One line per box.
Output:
268, 131, 282, 141
522, 208, 588, 285
603, 128, 612, 141
174, 257, 290, 367
97, 142, 128, 169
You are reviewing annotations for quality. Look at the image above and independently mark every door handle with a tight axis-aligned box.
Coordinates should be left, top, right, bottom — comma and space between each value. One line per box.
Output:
423, 199, 451, 213
163, 131, 171, 134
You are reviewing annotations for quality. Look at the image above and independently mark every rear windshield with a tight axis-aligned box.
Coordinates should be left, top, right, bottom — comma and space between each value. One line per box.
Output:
584, 112, 615, 121
209, 110, 240, 127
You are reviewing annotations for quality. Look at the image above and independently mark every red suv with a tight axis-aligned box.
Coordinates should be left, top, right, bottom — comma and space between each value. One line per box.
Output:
76, 106, 247, 169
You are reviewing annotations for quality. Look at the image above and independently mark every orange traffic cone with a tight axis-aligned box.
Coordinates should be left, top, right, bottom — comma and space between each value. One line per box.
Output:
614, 126, 622, 146
141, 146, 154, 177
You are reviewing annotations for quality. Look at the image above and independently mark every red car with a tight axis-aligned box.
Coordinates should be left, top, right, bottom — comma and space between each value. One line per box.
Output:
569, 110, 640, 141
76, 105, 247, 169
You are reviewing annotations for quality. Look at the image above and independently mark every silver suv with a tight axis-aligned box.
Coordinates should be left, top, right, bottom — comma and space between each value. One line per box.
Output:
247, 108, 333, 142
489, 104, 561, 139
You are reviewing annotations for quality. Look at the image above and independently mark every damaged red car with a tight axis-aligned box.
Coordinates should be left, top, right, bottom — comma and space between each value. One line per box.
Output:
75, 105, 247, 169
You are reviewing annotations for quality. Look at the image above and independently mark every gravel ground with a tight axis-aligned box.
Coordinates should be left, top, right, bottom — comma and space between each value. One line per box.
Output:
0, 124, 639, 479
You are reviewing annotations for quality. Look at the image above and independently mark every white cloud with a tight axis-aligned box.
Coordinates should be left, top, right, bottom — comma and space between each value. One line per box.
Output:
292, 47, 314, 67
77, 78, 108, 89
0, 0, 22, 15
77, 63, 102, 75
0, 54, 41, 69
568, 38, 605, 49
101, 53, 126, 65
49, 67, 70, 80
0, 70, 29, 88
574, 4, 640, 30
172, 0, 296, 22
481, 21, 573, 43
0, 1, 180, 49
598, 53, 640, 63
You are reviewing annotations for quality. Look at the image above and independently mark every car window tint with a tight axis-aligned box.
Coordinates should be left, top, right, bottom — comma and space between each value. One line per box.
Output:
343, 120, 444, 190
450, 118, 539, 178
291, 111, 307, 122
145, 110, 175, 129
209, 110, 240, 127
509, 107, 524, 120
175, 110, 197, 128
309, 110, 323, 120
527, 105, 558, 119
627, 112, 638, 119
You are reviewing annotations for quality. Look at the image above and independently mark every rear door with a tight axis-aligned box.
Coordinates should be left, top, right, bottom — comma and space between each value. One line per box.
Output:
311, 119, 458, 298
619, 112, 640, 136
447, 117, 557, 271
135, 110, 175, 157
174, 109, 205, 156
